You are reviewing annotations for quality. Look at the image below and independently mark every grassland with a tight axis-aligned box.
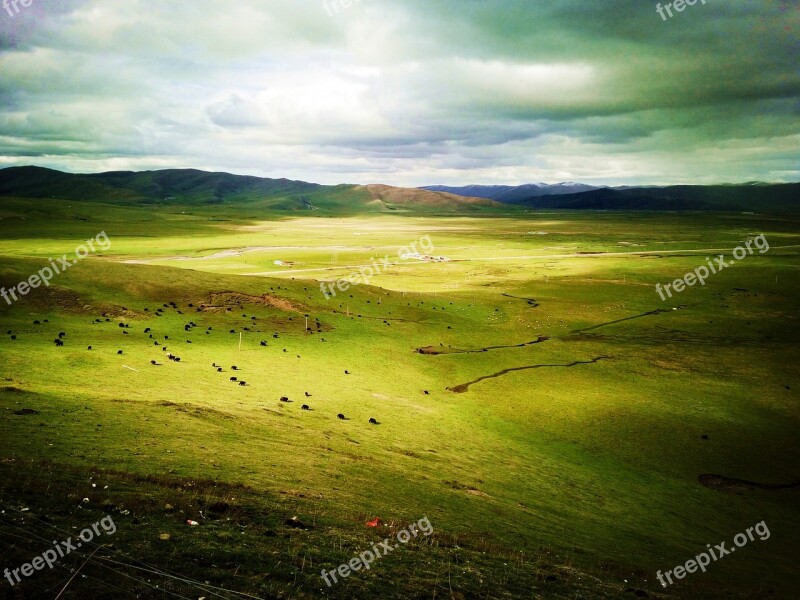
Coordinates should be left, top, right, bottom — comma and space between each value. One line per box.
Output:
0, 199, 798, 599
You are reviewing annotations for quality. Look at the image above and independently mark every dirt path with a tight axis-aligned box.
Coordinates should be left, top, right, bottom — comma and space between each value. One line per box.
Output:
568, 308, 678, 334
417, 336, 550, 355
501, 293, 540, 307
124, 244, 800, 275
446, 356, 613, 393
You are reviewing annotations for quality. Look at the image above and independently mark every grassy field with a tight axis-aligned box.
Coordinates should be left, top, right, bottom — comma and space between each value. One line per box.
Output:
1, 200, 798, 599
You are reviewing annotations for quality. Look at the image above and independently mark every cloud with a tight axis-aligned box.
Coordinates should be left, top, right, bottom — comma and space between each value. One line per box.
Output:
0, 0, 797, 185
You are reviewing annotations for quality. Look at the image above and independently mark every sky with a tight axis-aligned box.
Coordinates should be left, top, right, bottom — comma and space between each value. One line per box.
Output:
0, 0, 798, 187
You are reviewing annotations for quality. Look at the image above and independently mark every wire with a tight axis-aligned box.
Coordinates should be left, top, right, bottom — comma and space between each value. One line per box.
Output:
0, 502, 265, 599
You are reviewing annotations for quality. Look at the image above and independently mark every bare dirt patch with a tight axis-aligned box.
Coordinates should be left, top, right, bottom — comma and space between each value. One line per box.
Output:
202, 291, 304, 313
159, 401, 235, 420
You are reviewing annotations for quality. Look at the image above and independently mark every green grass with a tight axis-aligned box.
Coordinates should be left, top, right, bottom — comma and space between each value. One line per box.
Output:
1, 200, 798, 599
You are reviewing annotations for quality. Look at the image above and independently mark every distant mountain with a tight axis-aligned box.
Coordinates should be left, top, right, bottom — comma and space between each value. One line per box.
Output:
421, 183, 602, 202
511, 184, 800, 211
423, 181, 799, 211
0, 166, 504, 214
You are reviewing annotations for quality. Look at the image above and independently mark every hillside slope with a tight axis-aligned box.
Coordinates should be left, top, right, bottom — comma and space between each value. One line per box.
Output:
0, 167, 507, 214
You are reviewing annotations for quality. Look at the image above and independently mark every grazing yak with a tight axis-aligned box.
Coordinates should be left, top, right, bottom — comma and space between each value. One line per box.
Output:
369, 418, 379, 425
230, 377, 238, 382
302, 404, 310, 410
337, 413, 346, 420
280, 396, 290, 403
239, 381, 247, 386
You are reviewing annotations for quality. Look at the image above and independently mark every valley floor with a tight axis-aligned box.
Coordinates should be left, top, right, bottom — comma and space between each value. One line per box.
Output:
1, 208, 798, 599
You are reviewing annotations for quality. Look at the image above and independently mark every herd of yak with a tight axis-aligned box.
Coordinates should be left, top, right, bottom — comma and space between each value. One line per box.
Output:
9, 299, 382, 426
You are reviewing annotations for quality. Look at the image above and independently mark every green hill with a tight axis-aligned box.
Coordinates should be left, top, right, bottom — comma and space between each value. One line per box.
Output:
0, 166, 506, 215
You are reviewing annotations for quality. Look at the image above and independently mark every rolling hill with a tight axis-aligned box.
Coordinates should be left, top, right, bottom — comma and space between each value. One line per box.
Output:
0, 166, 504, 214
2, 167, 797, 213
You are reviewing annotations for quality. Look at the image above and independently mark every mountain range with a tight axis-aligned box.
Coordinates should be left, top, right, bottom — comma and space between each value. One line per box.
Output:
0, 166, 797, 213
421, 183, 601, 202
0, 166, 498, 214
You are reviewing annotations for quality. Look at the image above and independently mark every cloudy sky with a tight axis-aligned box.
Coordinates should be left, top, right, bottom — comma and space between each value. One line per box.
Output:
0, 0, 797, 186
